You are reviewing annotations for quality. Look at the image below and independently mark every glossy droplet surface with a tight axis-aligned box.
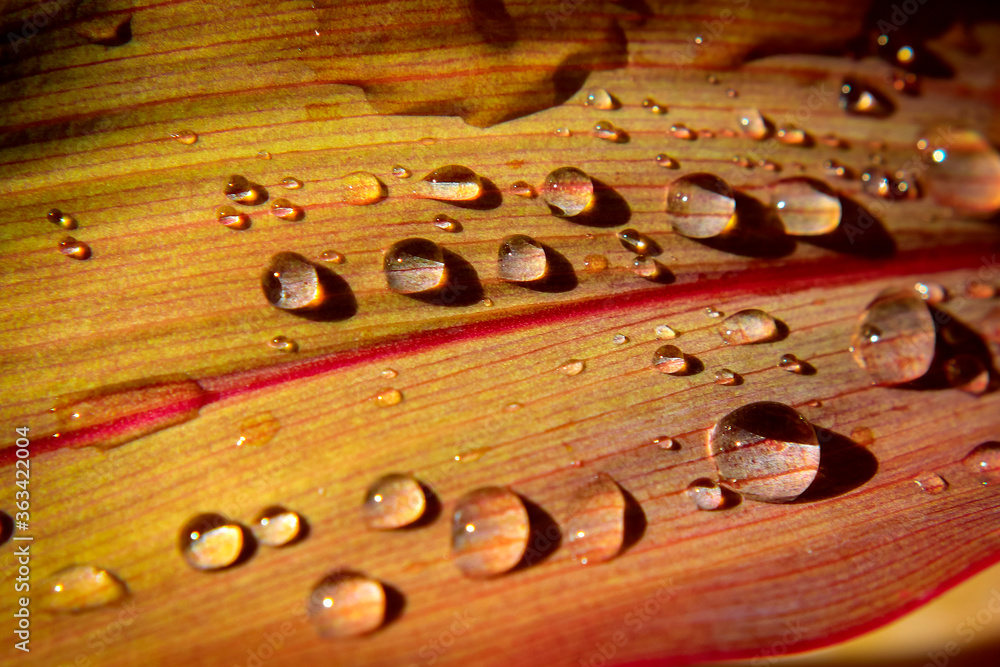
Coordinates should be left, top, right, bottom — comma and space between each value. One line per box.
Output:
776, 126, 807, 145
412, 165, 482, 201
38, 565, 127, 613
59, 237, 91, 260
714, 369, 739, 385
320, 250, 345, 264
47, 208, 77, 229
308, 572, 385, 638
669, 124, 694, 140
655, 154, 679, 169
632, 256, 660, 280
510, 180, 535, 198
583, 254, 608, 273
540, 167, 594, 217
583, 87, 615, 110
963, 443, 1000, 484
225, 174, 265, 205
268, 335, 298, 353
498, 234, 547, 282
592, 120, 622, 142
944, 355, 989, 395
737, 108, 768, 140
839, 80, 890, 116
362, 473, 426, 529
612, 334, 629, 345
709, 402, 820, 503
236, 412, 281, 448
270, 198, 304, 221
372, 387, 403, 408
433, 214, 461, 233
252, 507, 301, 546
778, 354, 802, 373
281, 177, 303, 190
687, 479, 724, 511
921, 127, 1000, 216
262, 252, 323, 310
179, 514, 244, 570
451, 487, 529, 577
558, 359, 585, 376
169, 129, 197, 145
617, 229, 652, 255
770, 178, 842, 236
392, 165, 411, 178
383, 238, 446, 294
719, 309, 779, 345
554, 127, 571, 137
706, 307, 723, 318
914, 282, 946, 304
652, 345, 687, 374
655, 324, 678, 340
336, 171, 386, 205
666, 173, 736, 239
914, 472, 947, 495
566, 473, 625, 565
216, 205, 249, 230
851, 288, 935, 385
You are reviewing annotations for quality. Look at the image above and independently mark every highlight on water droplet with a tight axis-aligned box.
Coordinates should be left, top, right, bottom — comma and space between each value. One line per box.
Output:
919, 127, 1000, 216
257, 150, 271, 160
861, 168, 895, 199
380, 368, 398, 379
281, 177, 303, 190
362, 473, 427, 529
59, 237, 91, 260
631, 256, 661, 280
392, 165, 411, 179
383, 238, 446, 295
963, 442, 1000, 485
686, 478, 725, 511
708, 402, 820, 503
770, 178, 842, 236
235, 412, 281, 448
665, 173, 736, 239
617, 229, 653, 256
308, 571, 386, 638
433, 214, 462, 233
654, 436, 678, 450
839, 79, 891, 116
775, 126, 807, 146
261, 252, 323, 310
371, 387, 403, 408
336, 171, 386, 206
706, 307, 723, 318
225, 174, 266, 205
509, 180, 536, 198
320, 250, 345, 264
592, 120, 623, 142
270, 198, 304, 221
669, 124, 695, 140
778, 353, 803, 373
252, 506, 302, 546
583, 254, 608, 273
554, 127, 571, 137
654, 324, 678, 340
652, 345, 687, 375
583, 87, 616, 110
914, 282, 946, 304
737, 108, 769, 140
38, 565, 128, 613
612, 334, 629, 345
944, 354, 989, 395
179, 514, 246, 570
718, 309, 780, 345
451, 487, 529, 577
714, 368, 740, 385
850, 288, 935, 385
914, 472, 947, 495
170, 129, 197, 145
642, 97, 666, 113
558, 359, 585, 376
412, 165, 483, 202
46, 208, 77, 229
216, 205, 250, 230
540, 167, 594, 217
268, 335, 298, 353
566, 473, 625, 565
655, 154, 679, 169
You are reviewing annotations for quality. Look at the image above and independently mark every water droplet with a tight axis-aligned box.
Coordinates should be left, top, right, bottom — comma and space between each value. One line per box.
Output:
320, 250, 345, 264
261, 252, 323, 310
554, 127, 572, 137
225, 175, 266, 205
336, 172, 386, 206
709, 402, 820, 503
252, 507, 302, 546
433, 214, 462, 233
412, 165, 483, 201
451, 487, 529, 577
914, 472, 947, 494
714, 368, 740, 385
732, 155, 753, 169
510, 180, 536, 198
737, 108, 768, 140
383, 238, 446, 294
851, 426, 874, 446
612, 334, 629, 345
268, 335, 298, 353
481, 297, 494, 307
46, 208, 77, 229
726, 88, 739, 98
281, 177, 303, 190
392, 165, 411, 179
362, 473, 426, 529
654, 324, 678, 340
257, 150, 271, 160
642, 97, 665, 113
963, 442, 1000, 485
965, 281, 995, 300
770, 178, 841, 236
823, 159, 850, 178
216, 205, 250, 230
861, 168, 896, 199
270, 198, 304, 221
372, 387, 403, 408
775, 126, 807, 146
821, 134, 845, 149
38, 565, 127, 613
503, 402, 522, 413
583, 87, 615, 110
706, 307, 723, 318
308, 571, 385, 638
540, 167, 594, 217
719, 309, 779, 345
170, 129, 197, 145
758, 159, 780, 172
669, 124, 695, 140
566, 473, 625, 565
593, 120, 623, 142
59, 237, 91, 260
381, 368, 398, 379
944, 355, 989, 395
665, 173, 736, 239
706, 74, 718, 84
617, 228, 652, 255
179, 514, 245, 570
839, 80, 891, 116
631, 256, 661, 280
778, 354, 803, 373
850, 288, 935, 385
913, 282, 946, 304
236, 412, 281, 448
921, 127, 1000, 216
687, 479, 724, 511
558, 359, 585, 376
654, 436, 677, 450
652, 344, 687, 374
655, 154, 679, 169
583, 254, 608, 273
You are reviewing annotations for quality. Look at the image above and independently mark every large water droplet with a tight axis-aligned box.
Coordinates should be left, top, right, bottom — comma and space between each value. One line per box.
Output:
451, 487, 529, 577
252, 506, 302, 546
770, 178, 842, 236
583, 88, 616, 110
921, 127, 1000, 216
540, 167, 594, 217
59, 237, 91, 260
308, 572, 385, 638
652, 345, 687, 374
687, 478, 724, 511
665, 173, 736, 239
709, 402, 820, 503
336, 172, 386, 205
262, 252, 323, 310
179, 514, 245, 570
498, 234, 548, 283
737, 108, 768, 140
851, 288, 935, 385
412, 165, 483, 201
383, 238, 446, 295
566, 473, 625, 565
38, 565, 127, 613
963, 442, 1000, 485
362, 473, 426, 529
718, 309, 779, 345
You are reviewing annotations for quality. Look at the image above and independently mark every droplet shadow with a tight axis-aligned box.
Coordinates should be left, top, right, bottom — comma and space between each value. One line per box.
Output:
514, 496, 561, 571
381, 582, 406, 629
521, 244, 578, 293
619, 485, 646, 555
410, 248, 485, 307
292, 264, 358, 322
794, 427, 878, 503
568, 177, 631, 227
403, 483, 442, 530
901, 308, 998, 393
697, 192, 795, 258
0, 511, 12, 546
439, 177, 503, 210
802, 196, 896, 259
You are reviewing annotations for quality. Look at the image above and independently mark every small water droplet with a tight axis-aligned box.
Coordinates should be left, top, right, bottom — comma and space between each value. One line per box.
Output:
617, 228, 652, 255
554, 127, 572, 137
687, 478, 725, 511
851, 288, 935, 385
654, 436, 677, 450
839, 80, 891, 116
963, 442, 1000, 485
912, 282, 945, 304
668, 124, 695, 140
336, 172, 386, 206
718, 309, 779, 345
758, 159, 780, 172
411, 165, 482, 202
726, 88, 739, 98
775, 126, 807, 146
737, 108, 768, 140
362, 473, 426, 529
861, 168, 895, 199
268, 335, 298, 353
225, 174, 265, 205
236, 412, 281, 448
46, 208, 77, 229
652, 344, 687, 374
433, 214, 462, 233
59, 237, 91, 260
392, 165, 411, 179
709, 402, 820, 502
252, 507, 302, 546
655, 153, 679, 169
179, 514, 245, 570
920, 127, 1000, 216
372, 387, 403, 408
170, 129, 197, 145
383, 238, 446, 294
593, 120, 623, 142
261, 252, 322, 310
944, 355, 989, 394
770, 178, 842, 235
654, 324, 678, 340
566, 473, 625, 565
270, 198, 304, 221
714, 368, 740, 385
612, 334, 629, 345
320, 249, 345, 264
705, 307, 723, 318
778, 354, 803, 373
804, 398, 822, 407
642, 97, 665, 113
583, 254, 608, 273
821, 134, 845, 149
216, 205, 250, 230
503, 402, 522, 413
481, 297, 494, 307
498, 234, 547, 283
257, 150, 271, 160
451, 487, 529, 577
914, 472, 948, 494
510, 181, 536, 198
540, 167, 594, 217
631, 256, 661, 280
558, 359, 585, 376
281, 177, 303, 190
851, 426, 874, 446
665, 173, 736, 239
823, 159, 851, 179
583, 87, 616, 110
308, 571, 385, 638
732, 155, 753, 169
38, 565, 127, 613
706, 74, 718, 84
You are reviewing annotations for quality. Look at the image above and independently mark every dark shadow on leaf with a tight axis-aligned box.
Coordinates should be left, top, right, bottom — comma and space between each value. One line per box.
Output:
567, 177, 631, 227
0, 511, 12, 547
292, 264, 358, 322
415, 248, 484, 307
696, 192, 796, 258
403, 483, 442, 529
619, 484, 647, 555
520, 244, 578, 293
441, 177, 503, 210
514, 496, 561, 571
794, 428, 878, 503
898, 308, 998, 394
802, 196, 896, 259
382, 583, 406, 629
